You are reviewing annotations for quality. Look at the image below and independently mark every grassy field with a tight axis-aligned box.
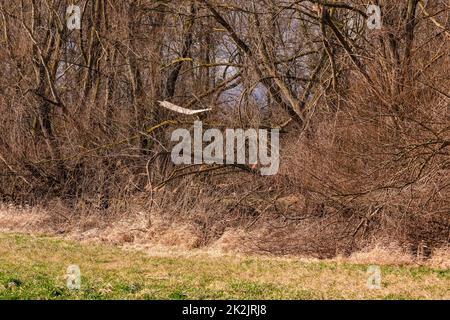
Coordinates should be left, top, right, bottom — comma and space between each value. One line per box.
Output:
0, 233, 448, 300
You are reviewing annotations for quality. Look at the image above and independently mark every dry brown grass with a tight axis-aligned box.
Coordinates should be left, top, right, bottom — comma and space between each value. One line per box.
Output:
0, 205, 447, 268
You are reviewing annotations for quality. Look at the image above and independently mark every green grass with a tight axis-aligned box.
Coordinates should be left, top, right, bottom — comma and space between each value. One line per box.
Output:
0, 233, 448, 300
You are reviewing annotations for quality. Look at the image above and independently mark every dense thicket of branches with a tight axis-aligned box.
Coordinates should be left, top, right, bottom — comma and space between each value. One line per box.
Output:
0, 0, 448, 256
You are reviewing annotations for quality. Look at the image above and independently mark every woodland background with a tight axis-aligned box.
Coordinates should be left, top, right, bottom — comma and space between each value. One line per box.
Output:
0, 0, 449, 258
